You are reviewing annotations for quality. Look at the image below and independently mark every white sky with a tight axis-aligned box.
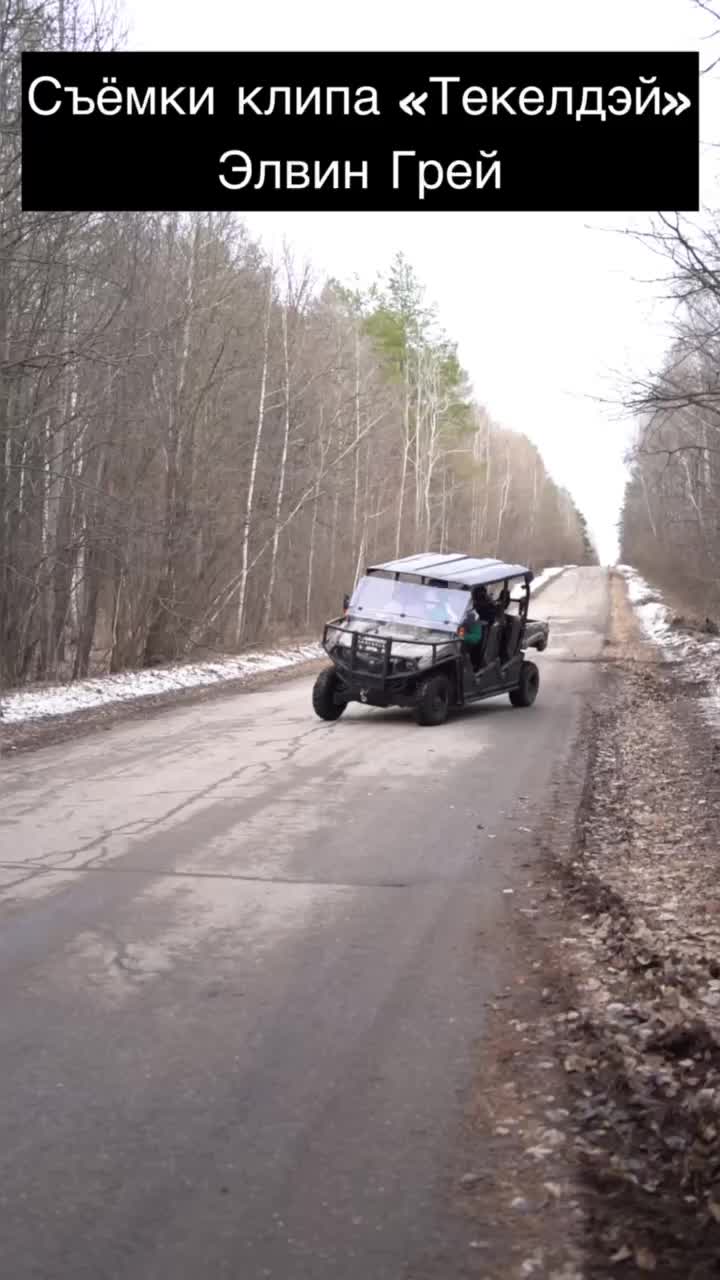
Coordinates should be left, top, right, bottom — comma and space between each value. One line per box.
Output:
120, 0, 720, 564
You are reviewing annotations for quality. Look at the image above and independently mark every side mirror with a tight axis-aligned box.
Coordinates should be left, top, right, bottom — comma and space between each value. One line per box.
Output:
342, 593, 350, 614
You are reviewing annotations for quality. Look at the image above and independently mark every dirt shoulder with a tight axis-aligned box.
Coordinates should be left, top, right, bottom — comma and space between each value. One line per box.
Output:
446, 570, 720, 1278
0, 655, 328, 758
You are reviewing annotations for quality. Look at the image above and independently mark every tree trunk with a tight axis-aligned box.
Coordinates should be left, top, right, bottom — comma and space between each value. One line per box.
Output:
394, 354, 411, 557
236, 267, 273, 645
263, 303, 292, 630
305, 479, 320, 627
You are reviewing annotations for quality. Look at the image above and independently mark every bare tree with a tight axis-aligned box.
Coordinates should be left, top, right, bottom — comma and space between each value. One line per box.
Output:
0, 7, 596, 690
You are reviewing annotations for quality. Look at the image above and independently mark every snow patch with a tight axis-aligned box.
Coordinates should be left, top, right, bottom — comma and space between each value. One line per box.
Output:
511, 565, 568, 601
1, 645, 324, 726
530, 566, 570, 593
617, 564, 686, 648
617, 565, 720, 725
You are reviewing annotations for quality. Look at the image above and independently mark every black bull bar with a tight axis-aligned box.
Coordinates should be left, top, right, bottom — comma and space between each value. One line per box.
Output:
322, 619, 462, 690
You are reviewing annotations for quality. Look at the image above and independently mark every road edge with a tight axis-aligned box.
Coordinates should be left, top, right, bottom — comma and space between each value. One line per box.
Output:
0, 654, 330, 758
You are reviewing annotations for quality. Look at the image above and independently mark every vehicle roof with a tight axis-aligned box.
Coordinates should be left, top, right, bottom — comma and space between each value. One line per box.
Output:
366, 553, 533, 587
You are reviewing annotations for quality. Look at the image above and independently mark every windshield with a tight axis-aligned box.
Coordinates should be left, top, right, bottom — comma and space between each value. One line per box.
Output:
348, 576, 469, 632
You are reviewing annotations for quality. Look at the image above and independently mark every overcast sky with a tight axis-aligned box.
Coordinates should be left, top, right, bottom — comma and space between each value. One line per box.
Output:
120, 0, 720, 565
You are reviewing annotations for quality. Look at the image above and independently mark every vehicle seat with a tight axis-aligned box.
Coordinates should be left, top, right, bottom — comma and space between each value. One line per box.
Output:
502, 614, 523, 662
469, 638, 483, 671
481, 621, 503, 666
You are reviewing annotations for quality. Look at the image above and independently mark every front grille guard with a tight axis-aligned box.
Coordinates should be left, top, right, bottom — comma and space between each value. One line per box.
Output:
322, 618, 461, 688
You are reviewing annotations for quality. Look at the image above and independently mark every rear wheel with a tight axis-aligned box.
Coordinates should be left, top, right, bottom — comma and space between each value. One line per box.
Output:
414, 674, 451, 726
509, 660, 539, 708
312, 667, 346, 721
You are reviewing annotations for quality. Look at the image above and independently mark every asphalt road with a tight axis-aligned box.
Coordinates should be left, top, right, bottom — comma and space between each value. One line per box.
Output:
0, 567, 609, 1280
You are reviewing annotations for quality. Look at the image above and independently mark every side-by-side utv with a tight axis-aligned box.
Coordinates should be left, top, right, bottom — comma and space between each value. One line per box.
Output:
312, 553, 550, 727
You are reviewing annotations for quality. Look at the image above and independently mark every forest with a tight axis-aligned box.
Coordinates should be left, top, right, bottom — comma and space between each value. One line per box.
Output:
0, 0, 596, 688
619, 1, 720, 616
620, 206, 720, 618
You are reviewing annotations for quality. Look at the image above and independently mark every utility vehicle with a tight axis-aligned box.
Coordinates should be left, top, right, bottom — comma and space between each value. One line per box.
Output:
312, 553, 550, 726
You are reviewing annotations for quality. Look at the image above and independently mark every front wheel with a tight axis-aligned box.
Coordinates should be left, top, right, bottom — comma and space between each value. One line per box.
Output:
415, 674, 451, 726
312, 667, 346, 721
509, 660, 539, 708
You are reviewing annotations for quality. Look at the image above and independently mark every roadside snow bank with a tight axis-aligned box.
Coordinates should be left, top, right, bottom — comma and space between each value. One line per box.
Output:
617, 563, 720, 717
616, 563, 677, 646
1, 644, 324, 726
531, 565, 571, 592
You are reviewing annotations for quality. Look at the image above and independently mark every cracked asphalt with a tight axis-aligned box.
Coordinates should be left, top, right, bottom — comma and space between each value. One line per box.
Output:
0, 567, 609, 1279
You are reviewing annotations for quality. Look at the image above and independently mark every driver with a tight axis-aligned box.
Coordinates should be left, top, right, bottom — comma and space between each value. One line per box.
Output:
472, 584, 500, 624
461, 585, 506, 668
459, 589, 486, 663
